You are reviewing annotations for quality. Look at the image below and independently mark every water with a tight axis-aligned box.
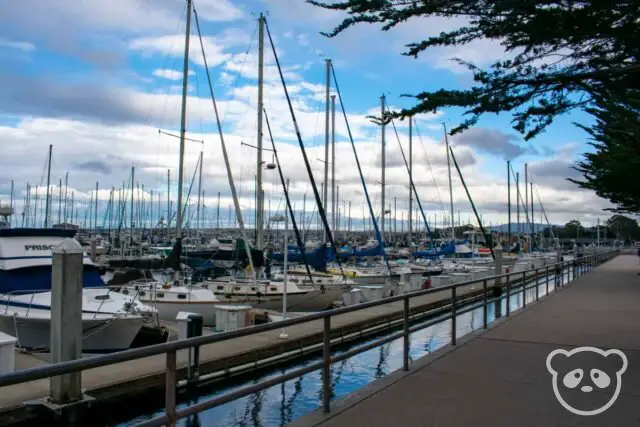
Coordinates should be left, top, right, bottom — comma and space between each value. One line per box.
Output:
110, 271, 573, 427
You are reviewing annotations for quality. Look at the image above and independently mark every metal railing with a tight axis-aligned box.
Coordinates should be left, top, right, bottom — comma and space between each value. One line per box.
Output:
0, 250, 618, 426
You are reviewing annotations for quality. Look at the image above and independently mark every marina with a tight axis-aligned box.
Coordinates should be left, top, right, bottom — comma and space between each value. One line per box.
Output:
0, 249, 615, 426
1, 1, 637, 426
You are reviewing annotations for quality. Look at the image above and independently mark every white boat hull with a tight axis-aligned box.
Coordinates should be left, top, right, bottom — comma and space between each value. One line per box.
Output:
0, 312, 145, 353
146, 301, 219, 325
248, 287, 344, 312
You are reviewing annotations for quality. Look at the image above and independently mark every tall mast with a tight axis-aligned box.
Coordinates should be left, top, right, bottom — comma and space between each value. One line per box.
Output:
444, 123, 455, 243
57, 178, 62, 226
380, 95, 386, 240
94, 181, 99, 235
255, 13, 265, 249
507, 160, 511, 242
130, 166, 135, 242
323, 59, 331, 242
197, 149, 203, 231
10, 180, 14, 227
331, 94, 336, 232
516, 172, 520, 238
524, 163, 528, 249
44, 144, 52, 228
166, 169, 170, 229
176, 0, 192, 240
408, 117, 413, 248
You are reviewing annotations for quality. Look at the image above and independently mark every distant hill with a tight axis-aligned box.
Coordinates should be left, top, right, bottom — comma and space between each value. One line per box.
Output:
487, 223, 559, 234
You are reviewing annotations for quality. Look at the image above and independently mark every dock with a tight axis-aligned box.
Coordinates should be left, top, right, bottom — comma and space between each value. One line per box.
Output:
0, 260, 555, 422
291, 253, 639, 426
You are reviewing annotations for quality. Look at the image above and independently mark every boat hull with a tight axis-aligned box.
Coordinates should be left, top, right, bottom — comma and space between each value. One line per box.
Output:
247, 287, 344, 312
0, 313, 145, 353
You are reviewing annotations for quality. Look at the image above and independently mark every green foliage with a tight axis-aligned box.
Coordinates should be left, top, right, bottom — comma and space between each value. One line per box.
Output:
308, 0, 640, 140
569, 94, 640, 212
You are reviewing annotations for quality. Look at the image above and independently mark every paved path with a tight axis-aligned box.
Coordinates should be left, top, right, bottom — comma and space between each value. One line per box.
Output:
292, 254, 640, 427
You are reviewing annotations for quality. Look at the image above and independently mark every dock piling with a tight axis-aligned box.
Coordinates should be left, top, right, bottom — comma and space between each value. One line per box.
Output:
50, 239, 84, 405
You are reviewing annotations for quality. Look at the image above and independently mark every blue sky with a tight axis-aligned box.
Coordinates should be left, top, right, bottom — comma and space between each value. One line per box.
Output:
0, 0, 613, 230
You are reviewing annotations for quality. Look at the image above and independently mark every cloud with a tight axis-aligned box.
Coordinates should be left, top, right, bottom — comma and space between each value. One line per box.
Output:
450, 127, 535, 160
73, 161, 113, 175
0, 38, 35, 52
152, 68, 195, 80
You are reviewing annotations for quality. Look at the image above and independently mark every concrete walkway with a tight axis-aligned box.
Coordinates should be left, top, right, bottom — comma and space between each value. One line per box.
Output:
292, 254, 640, 427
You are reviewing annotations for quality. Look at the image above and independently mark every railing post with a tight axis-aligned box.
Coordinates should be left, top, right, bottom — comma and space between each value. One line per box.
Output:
322, 316, 331, 413
535, 268, 539, 301
482, 279, 488, 329
546, 265, 550, 295
522, 271, 527, 308
403, 297, 409, 371
450, 287, 457, 345
165, 350, 177, 427
506, 274, 511, 316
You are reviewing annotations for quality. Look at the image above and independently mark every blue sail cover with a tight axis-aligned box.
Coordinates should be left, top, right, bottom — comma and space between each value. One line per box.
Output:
412, 241, 456, 259
269, 244, 328, 271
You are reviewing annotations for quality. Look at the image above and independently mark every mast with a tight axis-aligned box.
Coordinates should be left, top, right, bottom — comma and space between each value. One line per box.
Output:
380, 95, 386, 241
130, 166, 135, 243
323, 59, 331, 243
44, 144, 52, 228
255, 13, 265, 249
216, 191, 220, 229
524, 163, 528, 250
530, 181, 534, 241
408, 117, 413, 249
176, 0, 192, 241
331, 94, 336, 232
197, 149, 203, 230
444, 123, 455, 245
507, 160, 511, 242
516, 172, 520, 239
94, 181, 99, 235
166, 169, 170, 229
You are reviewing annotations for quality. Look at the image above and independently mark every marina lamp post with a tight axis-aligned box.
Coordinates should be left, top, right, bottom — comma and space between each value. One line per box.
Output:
270, 212, 289, 339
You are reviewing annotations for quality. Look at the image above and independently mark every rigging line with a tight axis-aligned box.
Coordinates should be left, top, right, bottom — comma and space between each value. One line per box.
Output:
180, 154, 201, 226
448, 145, 496, 261
264, 19, 346, 278
330, 63, 391, 275
193, 4, 256, 278
219, 24, 257, 127
388, 116, 431, 234
264, 107, 315, 283
158, 129, 203, 143
528, 173, 556, 241
412, 120, 447, 216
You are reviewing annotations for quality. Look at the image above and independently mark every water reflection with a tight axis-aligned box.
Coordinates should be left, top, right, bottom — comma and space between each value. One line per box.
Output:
118, 273, 573, 427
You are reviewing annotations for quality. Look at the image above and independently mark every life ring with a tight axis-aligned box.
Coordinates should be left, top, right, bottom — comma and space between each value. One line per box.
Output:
423, 278, 431, 289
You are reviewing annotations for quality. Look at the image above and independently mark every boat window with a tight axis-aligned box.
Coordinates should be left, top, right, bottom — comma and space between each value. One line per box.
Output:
157, 293, 165, 298
177, 294, 187, 300
121, 289, 129, 295
217, 286, 224, 291
270, 287, 277, 292
234, 286, 241, 291
139, 291, 146, 297
251, 287, 257, 291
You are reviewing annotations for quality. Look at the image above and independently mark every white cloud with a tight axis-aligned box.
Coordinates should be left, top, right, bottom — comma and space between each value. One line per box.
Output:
0, 38, 35, 52
152, 68, 194, 80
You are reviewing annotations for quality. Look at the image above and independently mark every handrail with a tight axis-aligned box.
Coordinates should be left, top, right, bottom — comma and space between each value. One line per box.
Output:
0, 251, 618, 424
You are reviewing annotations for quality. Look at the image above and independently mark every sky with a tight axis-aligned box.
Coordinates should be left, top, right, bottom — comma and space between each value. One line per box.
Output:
0, 0, 616, 232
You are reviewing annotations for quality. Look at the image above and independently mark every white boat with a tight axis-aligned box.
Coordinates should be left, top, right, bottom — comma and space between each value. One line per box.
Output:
201, 277, 346, 312
0, 288, 156, 353
116, 281, 220, 325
